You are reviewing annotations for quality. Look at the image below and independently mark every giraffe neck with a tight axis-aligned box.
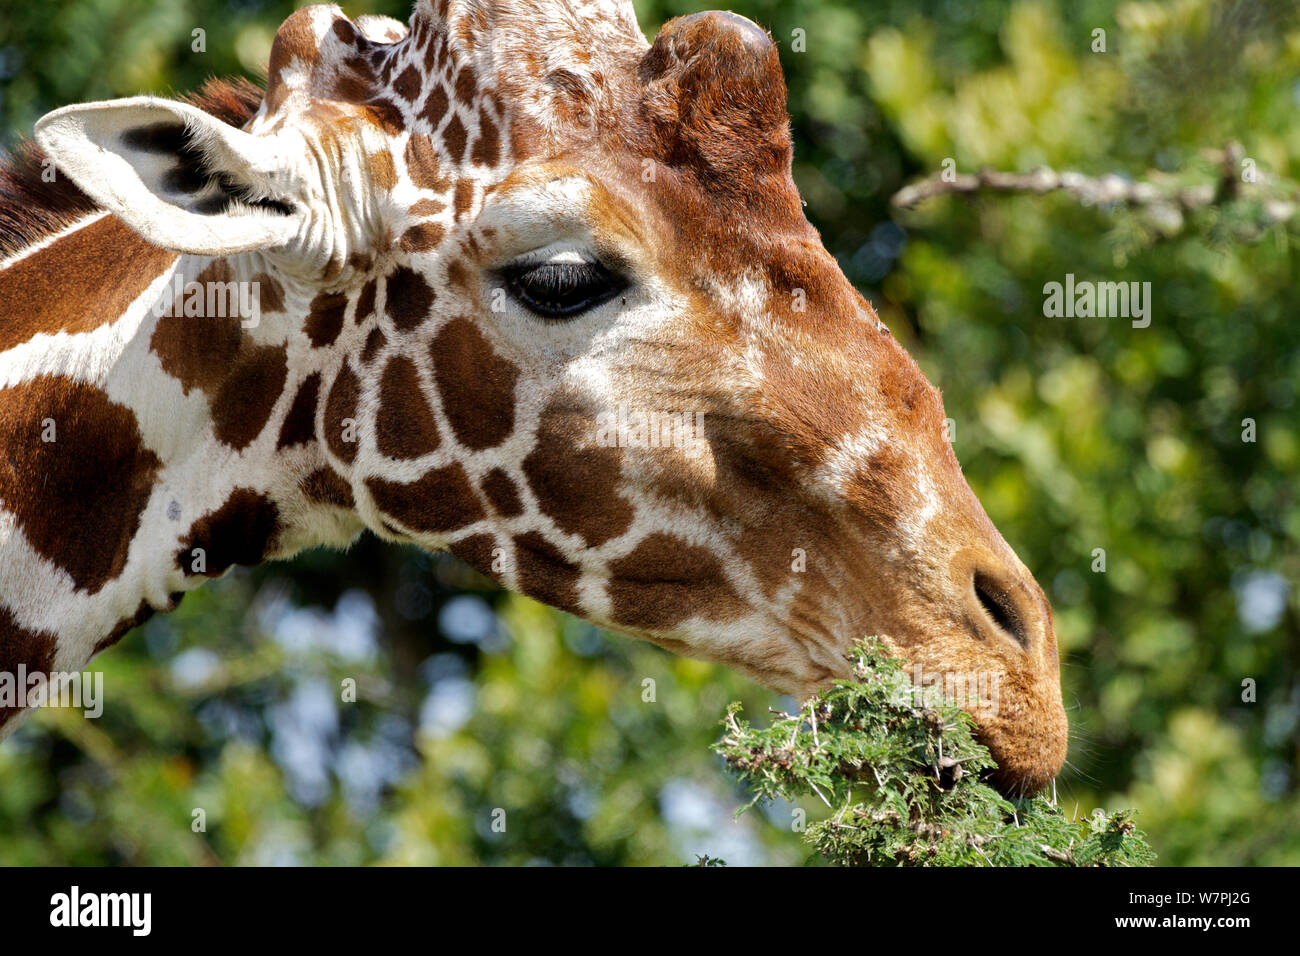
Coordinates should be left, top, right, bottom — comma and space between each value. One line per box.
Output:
0, 214, 363, 736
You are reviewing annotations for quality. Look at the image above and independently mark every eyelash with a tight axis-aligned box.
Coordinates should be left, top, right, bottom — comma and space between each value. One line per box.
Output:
499, 260, 628, 319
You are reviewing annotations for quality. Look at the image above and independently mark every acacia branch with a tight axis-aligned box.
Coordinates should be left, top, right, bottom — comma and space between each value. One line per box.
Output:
890, 143, 1299, 232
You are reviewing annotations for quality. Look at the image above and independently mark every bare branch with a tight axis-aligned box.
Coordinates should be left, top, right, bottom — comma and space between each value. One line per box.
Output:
890, 143, 1298, 233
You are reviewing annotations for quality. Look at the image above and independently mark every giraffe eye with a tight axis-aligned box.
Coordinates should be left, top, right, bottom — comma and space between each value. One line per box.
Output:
500, 259, 628, 319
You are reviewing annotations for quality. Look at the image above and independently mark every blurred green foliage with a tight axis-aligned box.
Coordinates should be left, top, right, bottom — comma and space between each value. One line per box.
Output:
0, 0, 1296, 865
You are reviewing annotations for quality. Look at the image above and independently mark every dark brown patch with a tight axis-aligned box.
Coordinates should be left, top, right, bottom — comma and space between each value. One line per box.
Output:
330, 18, 358, 45
176, 487, 280, 577
150, 259, 288, 451
453, 66, 478, 105
514, 531, 581, 614
251, 272, 286, 313
277, 371, 322, 449
376, 355, 440, 458
0, 606, 58, 729
344, 53, 375, 79
392, 64, 423, 103
421, 85, 450, 129
366, 463, 485, 533
453, 179, 474, 220
470, 112, 500, 166
0, 376, 161, 593
401, 222, 445, 252
608, 532, 745, 630
150, 259, 243, 391
522, 397, 634, 548
323, 361, 361, 463
480, 468, 523, 517
0, 216, 177, 354
365, 98, 406, 136
385, 266, 435, 331
448, 532, 500, 582
355, 279, 378, 323
305, 290, 349, 347
330, 71, 373, 106
360, 326, 387, 364
430, 317, 519, 449
443, 113, 468, 165
405, 134, 451, 192
301, 468, 354, 509
212, 345, 288, 450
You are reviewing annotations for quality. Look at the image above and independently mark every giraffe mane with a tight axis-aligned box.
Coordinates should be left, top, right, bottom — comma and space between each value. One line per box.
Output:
0, 77, 265, 260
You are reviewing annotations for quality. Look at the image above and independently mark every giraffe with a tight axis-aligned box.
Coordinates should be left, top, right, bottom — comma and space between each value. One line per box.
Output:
0, 0, 1067, 794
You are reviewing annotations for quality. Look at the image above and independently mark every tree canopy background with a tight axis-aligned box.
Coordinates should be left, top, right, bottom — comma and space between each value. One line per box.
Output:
0, 0, 1296, 865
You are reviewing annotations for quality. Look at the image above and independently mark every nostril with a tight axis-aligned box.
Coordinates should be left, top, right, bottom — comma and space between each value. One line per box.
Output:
973, 571, 1029, 650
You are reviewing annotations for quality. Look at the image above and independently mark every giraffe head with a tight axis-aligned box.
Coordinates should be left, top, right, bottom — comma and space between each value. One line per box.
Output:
34, 0, 1066, 792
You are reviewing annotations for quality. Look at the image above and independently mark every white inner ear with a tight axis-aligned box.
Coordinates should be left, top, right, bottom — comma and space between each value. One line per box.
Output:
35, 96, 301, 256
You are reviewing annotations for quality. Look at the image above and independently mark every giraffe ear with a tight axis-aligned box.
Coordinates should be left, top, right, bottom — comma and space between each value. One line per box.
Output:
640, 11, 792, 186
34, 96, 301, 256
